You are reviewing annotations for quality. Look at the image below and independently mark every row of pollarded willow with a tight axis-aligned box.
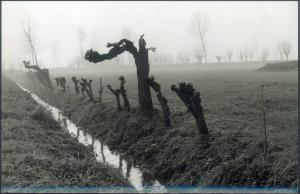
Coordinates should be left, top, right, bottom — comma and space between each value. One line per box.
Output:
85, 34, 208, 135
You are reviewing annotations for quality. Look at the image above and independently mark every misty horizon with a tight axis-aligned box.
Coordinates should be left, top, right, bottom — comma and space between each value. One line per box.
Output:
2, 1, 298, 69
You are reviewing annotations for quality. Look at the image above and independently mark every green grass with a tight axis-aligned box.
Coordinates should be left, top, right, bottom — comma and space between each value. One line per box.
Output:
1, 77, 132, 191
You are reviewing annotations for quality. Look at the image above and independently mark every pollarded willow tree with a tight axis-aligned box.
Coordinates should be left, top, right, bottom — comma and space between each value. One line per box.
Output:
85, 34, 156, 112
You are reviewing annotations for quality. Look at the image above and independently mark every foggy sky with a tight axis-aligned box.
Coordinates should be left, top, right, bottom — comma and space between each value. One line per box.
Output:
2, 1, 298, 68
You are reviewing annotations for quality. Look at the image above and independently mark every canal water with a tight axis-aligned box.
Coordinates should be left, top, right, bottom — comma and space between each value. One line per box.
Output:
17, 83, 167, 193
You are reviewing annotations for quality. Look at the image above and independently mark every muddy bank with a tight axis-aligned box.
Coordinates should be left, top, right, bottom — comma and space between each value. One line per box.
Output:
8, 72, 298, 188
1, 76, 132, 192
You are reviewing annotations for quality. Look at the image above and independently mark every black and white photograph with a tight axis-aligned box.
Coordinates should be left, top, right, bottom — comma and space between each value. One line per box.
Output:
1, 1, 298, 193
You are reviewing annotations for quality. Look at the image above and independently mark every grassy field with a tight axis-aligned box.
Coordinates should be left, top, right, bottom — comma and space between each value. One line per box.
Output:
5, 62, 298, 187
1, 76, 133, 192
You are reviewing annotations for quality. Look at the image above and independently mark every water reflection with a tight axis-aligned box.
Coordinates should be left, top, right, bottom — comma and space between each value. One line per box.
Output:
119, 155, 123, 171
100, 141, 106, 164
126, 159, 132, 179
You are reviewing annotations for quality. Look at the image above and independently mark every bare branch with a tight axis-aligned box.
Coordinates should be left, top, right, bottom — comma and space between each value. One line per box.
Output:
85, 39, 138, 63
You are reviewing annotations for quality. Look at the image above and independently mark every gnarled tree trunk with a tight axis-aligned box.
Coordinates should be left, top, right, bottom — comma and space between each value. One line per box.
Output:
86, 79, 94, 101
147, 76, 171, 127
54, 77, 66, 92
119, 75, 130, 111
23, 60, 53, 90
171, 82, 208, 135
81, 78, 94, 102
85, 35, 156, 112
135, 46, 153, 111
71, 76, 80, 95
107, 85, 122, 111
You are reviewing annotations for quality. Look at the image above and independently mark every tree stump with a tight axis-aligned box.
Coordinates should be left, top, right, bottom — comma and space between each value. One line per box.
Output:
23, 60, 53, 90
79, 80, 87, 96
71, 76, 80, 95
171, 82, 208, 135
119, 75, 130, 111
54, 77, 66, 92
86, 79, 94, 101
81, 78, 94, 102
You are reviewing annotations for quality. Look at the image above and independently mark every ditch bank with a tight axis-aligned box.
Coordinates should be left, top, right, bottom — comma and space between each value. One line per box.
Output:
9, 71, 298, 188
1, 77, 132, 192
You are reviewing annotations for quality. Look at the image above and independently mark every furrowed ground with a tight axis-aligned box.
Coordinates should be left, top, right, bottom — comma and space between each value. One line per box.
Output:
1, 76, 132, 192
5, 64, 298, 187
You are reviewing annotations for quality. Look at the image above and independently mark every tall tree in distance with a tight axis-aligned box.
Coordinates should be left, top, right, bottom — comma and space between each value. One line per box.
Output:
276, 43, 284, 61
194, 47, 204, 64
77, 27, 87, 68
85, 34, 156, 112
261, 47, 269, 62
248, 49, 254, 62
226, 50, 233, 62
215, 56, 222, 64
23, 19, 38, 66
190, 13, 210, 64
280, 41, 292, 61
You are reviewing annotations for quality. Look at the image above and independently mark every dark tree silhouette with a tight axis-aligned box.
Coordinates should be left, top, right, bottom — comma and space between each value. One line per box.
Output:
79, 79, 87, 96
54, 77, 66, 92
86, 79, 94, 101
98, 77, 104, 105
215, 56, 222, 64
227, 50, 233, 62
23, 60, 53, 89
239, 53, 244, 62
119, 75, 130, 111
171, 82, 208, 135
81, 78, 94, 101
85, 34, 156, 112
147, 76, 171, 127
107, 85, 122, 111
71, 76, 80, 95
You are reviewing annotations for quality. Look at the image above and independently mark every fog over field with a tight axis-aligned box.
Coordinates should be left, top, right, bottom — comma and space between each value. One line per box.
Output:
2, 1, 298, 192
2, 1, 298, 69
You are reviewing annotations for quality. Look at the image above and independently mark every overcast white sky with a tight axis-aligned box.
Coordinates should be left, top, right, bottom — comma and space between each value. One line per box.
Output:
2, 1, 298, 68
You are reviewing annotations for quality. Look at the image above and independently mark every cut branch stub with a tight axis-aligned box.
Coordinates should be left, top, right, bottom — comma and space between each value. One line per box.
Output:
107, 85, 122, 111
171, 82, 208, 135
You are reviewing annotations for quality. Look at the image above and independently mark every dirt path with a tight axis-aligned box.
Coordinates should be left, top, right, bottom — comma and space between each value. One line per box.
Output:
1, 76, 134, 192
